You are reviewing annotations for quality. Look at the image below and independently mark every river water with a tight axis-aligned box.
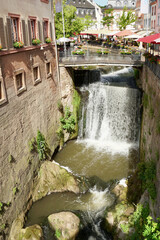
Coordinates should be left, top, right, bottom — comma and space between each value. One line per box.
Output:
26, 67, 141, 240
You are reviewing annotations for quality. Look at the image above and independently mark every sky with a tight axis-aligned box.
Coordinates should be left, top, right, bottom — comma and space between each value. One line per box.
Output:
94, 0, 107, 6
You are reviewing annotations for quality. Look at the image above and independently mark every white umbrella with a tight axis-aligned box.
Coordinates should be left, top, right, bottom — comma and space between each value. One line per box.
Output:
57, 37, 71, 43
124, 34, 142, 39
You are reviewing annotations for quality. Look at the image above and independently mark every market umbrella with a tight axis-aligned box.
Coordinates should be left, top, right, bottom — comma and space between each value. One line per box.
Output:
124, 34, 142, 39
115, 30, 134, 37
57, 37, 71, 43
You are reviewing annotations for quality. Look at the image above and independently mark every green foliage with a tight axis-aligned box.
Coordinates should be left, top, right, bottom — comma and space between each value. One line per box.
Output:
101, 8, 114, 29
117, 6, 137, 30
32, 39, 41, 45
143, 93, 149, 108
60, 107, 76, 134
8, 154, 13, 163
55, 1, 84, 39
13, 41, 24, 48
56, 126, 64, 139
138, 161, 156, 200
120, 223, 130, 233
143, 216, 160, 239
0, 202, 3, 214
36, 131, 50, 161
28, 138, 36, 152
13, 187, 18, 195
0, 224, 6, 231
83, 15, 95, 30
45, 37, 52, 43
55, 229, 61, 239
57, 100, 63, 114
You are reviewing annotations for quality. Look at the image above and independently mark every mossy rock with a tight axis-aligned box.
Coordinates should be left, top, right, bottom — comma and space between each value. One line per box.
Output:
19, 225, 43, 240
32, 161, 79, 202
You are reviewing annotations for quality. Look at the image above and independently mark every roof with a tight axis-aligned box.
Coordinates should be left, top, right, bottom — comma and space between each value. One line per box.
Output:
137, 33, 160, 43
67, 0, 95, 9
115, 30, 134, 37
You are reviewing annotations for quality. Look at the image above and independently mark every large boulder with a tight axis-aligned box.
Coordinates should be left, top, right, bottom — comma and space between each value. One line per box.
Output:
19, 225, 43, 240
32, 161, 79, 201
48, 212, 80, 240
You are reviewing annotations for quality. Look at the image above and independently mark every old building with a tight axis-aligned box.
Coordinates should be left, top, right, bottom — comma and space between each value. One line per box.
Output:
67, 0, 103, 29
0, 0, 60, 237
156, 0, 160, 32
106, 0, 136, 30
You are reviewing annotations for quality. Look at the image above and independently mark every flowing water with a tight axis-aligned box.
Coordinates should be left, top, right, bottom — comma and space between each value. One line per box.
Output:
26, 67, 141, 240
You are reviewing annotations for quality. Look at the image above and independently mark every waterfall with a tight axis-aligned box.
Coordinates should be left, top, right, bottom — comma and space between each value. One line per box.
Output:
78, 67, 141, 155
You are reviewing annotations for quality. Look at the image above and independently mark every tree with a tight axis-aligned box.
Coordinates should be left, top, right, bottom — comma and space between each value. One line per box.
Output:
117, 7, 137, 31
101, 8, 114, 29
54, 1, 84, 39
83, 15, 96, 30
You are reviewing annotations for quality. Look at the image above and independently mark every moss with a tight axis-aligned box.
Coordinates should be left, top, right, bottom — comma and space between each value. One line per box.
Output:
133, 68, 139, 80
8, 154, 14, 163
71, 89, 81, 138
143, 93, 149, 109
18, 225, 42, 240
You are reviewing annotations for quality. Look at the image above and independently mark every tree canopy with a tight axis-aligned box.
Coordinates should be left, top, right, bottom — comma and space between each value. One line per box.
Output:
54, 1, 95, 39
101, 8, 114, 29
117, 7, 137, 31
54, 3, 84, 39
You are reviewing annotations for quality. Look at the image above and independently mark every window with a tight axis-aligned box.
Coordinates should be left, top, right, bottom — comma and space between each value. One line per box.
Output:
32, 64, 41, 85
43, 19, 49, 39
0, 69, 7, 105
9, 14, 20, 42
29, 17, 37, 39
14, 69, 26, 95
46, 61, 52, 77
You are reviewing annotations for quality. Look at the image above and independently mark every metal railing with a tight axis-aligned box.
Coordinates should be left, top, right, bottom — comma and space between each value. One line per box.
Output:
59, 50, 142, 66
145, 58, 160, 79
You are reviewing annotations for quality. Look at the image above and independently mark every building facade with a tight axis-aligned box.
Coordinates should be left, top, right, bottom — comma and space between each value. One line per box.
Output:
156, 0, 160, 32
0, 0, 60, 237
67, 0, 103, 29
106, 0, 136, 30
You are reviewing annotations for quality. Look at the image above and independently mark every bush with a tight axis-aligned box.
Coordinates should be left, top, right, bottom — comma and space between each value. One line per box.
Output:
60, 107, 76, 134
36, 130, 50, 160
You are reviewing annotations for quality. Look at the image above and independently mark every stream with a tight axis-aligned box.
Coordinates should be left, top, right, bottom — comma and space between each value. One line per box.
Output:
26, 66, 141, 240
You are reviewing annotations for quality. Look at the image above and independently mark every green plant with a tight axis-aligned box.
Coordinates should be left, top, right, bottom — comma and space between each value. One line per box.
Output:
8, 154, 13, 163
13, 41, 24, 48
72, 49, 85, 55
0, 224, 6, 231
55, 229, 61, 239
143, 93, 149, 108
0, 202, 3, 213
0, 44, 2, 50
28, 138, 36, 152
60, 107, 76, 134
138, 161, 156, 200
57, 100, 63, 113
56, 126, 64, 139
36, 130, 50, 160
143, 216, 160, 239
13, 187, 18, 195
45, 37, 52, 43
32, 38, 41, 45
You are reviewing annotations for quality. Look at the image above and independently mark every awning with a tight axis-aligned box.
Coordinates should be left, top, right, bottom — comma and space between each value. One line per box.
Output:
135, 30, 153, 37
137, 33, 160, 43
80, 29, 119, 36
124, 34, 142, 39
115, 30, 134, 37
151, 38, 160, 44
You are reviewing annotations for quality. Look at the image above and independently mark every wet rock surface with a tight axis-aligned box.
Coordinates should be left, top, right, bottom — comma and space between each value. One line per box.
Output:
48, 211, 80, 240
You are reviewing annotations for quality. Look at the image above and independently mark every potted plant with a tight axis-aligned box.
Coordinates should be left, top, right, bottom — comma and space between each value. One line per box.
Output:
45, 37, 52, 43
103, 50, 109, 54
0, 45, 2, 51
72, 49, 85, 55
13, 41, 24, 49
97, 50, 102, 54
32, 38, 41, 45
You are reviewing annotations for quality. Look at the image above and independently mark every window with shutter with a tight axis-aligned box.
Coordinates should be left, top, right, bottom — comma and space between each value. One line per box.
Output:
14, 68, 26, 95
29, 16, 37, 40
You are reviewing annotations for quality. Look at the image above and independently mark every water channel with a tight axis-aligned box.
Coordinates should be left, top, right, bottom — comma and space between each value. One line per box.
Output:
26, 66, 141, 240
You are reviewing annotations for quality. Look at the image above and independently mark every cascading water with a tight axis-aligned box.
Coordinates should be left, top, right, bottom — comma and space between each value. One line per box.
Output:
26, 67, 141, 240
78, 67, 140, 155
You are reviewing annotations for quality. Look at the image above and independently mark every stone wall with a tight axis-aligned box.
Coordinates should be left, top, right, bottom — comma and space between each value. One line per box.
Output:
140, 64, 160, 217
0, 45, 62, 237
